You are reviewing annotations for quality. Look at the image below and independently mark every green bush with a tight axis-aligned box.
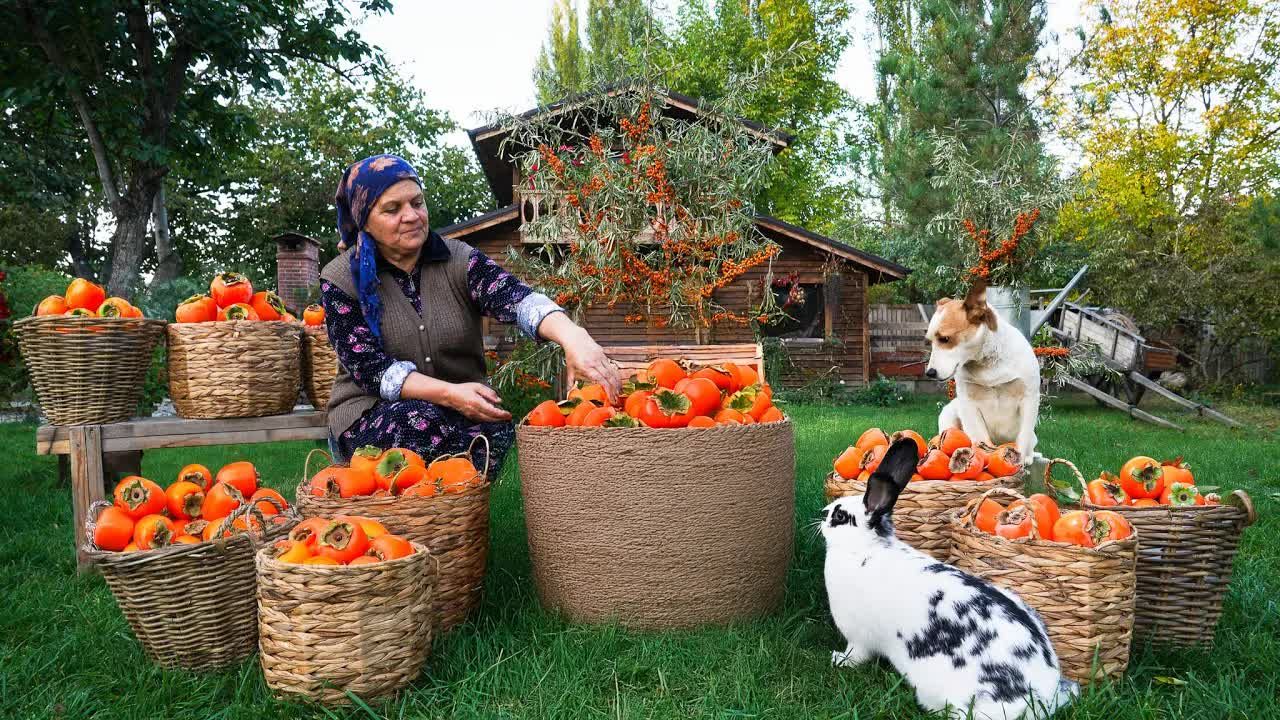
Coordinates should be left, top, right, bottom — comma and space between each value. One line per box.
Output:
0, 265, 71, 409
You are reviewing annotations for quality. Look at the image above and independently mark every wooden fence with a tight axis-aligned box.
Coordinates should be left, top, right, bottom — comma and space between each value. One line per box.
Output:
869, 304, 931, 378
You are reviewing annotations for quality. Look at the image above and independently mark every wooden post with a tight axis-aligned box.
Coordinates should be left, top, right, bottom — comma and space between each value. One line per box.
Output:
69, 425, 105, 571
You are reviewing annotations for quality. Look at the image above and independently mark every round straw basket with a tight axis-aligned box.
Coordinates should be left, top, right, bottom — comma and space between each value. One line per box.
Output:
949, 461, 1138, 684
83, 498, 297, 671
302, 325, 337, 410
826, 470, 1026, 561
256, 541, 434, 704
13, 316, 166, 425
295, 437, 491, 633
1081, 473, 1256, 647
167, 320, 302, 419
516, 421, 795, 629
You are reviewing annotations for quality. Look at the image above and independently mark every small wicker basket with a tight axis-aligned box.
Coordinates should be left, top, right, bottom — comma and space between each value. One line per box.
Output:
949, 460, 1138, 684
13, 315, 166, 425
256, 541, 435, 704
826, 470, 1026, 561
302, 324, 337, 410
167, 320, 302, 419
83, 498, 296, 671
1081, 473, 1256, 647
295, 437, 491, 632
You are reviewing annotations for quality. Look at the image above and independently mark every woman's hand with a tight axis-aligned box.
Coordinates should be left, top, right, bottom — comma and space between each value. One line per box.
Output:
445, 382, 512, 423
561, 326, 622, 399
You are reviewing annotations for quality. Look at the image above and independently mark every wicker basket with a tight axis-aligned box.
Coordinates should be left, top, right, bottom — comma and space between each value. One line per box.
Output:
256, 541, 434, 704
516, 421, 795, 628
12, 315, 166, 425
83, 498, 296, 671
949, 460, 1138, 684
825, 470, 1026, 561
302, 324, 337, 410
296, 437, 491, 633
167, 320, 302, 419
1081, 474, 1257, 647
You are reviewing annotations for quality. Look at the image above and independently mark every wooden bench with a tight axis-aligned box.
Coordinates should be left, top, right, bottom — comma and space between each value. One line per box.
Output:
36, 411, 329, 569
604, 343, 766, 382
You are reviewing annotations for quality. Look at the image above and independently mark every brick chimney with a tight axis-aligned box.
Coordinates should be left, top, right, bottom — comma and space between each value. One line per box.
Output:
274, 232, 322, 313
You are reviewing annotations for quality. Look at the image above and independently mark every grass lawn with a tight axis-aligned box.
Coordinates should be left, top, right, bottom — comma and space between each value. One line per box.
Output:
0, 396, 1276, 719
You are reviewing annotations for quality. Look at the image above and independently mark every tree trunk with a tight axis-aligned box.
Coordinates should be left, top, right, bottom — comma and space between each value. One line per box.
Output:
104, 181, 160, 297
151, 182, 182, 286
65, 207, 96, 281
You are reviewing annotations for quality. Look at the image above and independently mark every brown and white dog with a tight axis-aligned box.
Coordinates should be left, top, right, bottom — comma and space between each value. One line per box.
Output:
924, 283, 1040, 460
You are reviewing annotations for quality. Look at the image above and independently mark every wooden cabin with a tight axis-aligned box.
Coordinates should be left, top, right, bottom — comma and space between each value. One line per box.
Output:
439, 89, 909, 387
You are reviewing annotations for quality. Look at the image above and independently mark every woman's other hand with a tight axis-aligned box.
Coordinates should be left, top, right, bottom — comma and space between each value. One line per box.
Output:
446, 382, 512, 423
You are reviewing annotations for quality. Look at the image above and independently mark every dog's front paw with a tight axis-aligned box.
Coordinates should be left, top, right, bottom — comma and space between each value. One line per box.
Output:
832, 647, 869, 668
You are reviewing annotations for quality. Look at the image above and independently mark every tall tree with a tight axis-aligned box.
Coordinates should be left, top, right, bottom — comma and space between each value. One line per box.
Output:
535, 0, 587, 104
2, 0, 390, 295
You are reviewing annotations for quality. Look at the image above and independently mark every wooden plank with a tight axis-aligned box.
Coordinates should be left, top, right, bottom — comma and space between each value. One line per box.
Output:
40, 425, 329, 457
37, 411, 327, 454
1062, 377, 1184, 430
69, 426, 104, 571
1127, 372, 1244, 428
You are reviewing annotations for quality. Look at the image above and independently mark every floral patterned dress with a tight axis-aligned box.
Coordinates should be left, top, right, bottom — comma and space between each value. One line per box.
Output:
320, 244, 560, 473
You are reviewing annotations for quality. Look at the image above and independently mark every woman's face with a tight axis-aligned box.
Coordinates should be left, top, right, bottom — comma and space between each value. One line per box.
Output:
365, 179, 429, 255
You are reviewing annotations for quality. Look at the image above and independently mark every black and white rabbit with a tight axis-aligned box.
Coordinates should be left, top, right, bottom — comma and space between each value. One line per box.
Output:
821, 438, 1078, 720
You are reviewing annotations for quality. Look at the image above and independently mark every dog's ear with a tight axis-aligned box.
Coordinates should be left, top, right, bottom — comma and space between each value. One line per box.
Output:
936, 297, 953, 307
963, 281, 997, 331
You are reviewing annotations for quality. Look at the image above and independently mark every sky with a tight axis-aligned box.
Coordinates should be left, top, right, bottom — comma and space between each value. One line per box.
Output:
355, 0, 1090, 149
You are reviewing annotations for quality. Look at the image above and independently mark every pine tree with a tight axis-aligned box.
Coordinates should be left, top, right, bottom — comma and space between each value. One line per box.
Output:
534, 0, 586, 103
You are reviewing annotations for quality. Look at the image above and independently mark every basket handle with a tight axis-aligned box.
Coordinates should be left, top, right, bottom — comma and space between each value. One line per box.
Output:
960, 486, 1048, 541
302, 447, 333, 487
1045, 457, 1089, 504
467, 433, 492, 480
82, 500, 115, 552
1227, 490, 1257, 527
222, 494, 293, 547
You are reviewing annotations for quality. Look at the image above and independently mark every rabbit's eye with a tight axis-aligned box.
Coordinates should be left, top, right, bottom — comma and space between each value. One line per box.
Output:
830, 506, 854, 527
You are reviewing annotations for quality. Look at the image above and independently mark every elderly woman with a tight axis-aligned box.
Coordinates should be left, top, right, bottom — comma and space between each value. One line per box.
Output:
320, 154, 619, 472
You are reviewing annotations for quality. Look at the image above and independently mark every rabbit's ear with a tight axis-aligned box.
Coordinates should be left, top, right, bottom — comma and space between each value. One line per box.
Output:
864, 439, 919, 532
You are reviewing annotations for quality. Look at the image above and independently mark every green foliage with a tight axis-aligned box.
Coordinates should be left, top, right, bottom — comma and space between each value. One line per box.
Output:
487, 339, 557, 422
0, 265, 70, 406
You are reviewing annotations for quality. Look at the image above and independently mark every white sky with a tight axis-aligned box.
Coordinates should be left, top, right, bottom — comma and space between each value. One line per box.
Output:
355, 0, 1089, 150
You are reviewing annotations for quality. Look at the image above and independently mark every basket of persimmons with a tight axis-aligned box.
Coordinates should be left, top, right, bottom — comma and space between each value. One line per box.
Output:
297, 304, 336, 409
825, 427, 1027, 561
167, 272, 303, 419
84, 461, 296, 671
515, 358, 795, 629
14, 277, 166, 425
296, 437, 489, 632
257, 514, 433, 704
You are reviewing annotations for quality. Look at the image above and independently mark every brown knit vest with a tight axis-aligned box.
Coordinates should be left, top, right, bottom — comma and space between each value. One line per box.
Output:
319, 237, 486, 438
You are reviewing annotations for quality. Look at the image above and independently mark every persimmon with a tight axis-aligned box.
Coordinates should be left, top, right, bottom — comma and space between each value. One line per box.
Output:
1086, 473, 1128, 507
1009, 495, 1060, 541
994, 505, 1033, 540
857, 470, 872, 482
638, 389, 694, 428
909, 473, 925, 482
124, 304, 143, 318
348, 555, 380, 565
123, 542, 140, 552
833, 446, 865, 480
974, 498, 1004, 534
181, 519, 208, 537
201, 482, 245, 521
565, 399, 601, 426
97, 297, 133, 317
582, 405, 617, 426
428, 456, 481, 494
711, 408, 745, 425
133, 514, 176, 550
374, 450, 416, 490
917, 448, 951, 480
178, 463, 213, 491
172, 534, 200, 545
390, 464, 428, 494
526, 400, 568, 427
1053, 511, 1095, 547
282, 312, 298, 323
175, 294, 216, 323
350, 445, 384, 482
985, 445, 1023, 477
65, 278, 106, 311
320, 465, 377, 498
889, 430, 928, 458
976, 471, 995, 481
165, 480, 205, 520
646, 358, 687, 389
289, 517, 330, 548
948, 446, 988, 480
720, 362, 746, 393
250, 488, 287, 516
66, 307, 96, 317
623, 390, 652, 419
1131, 498, 1160, 508
303, 556, 340, 566
337, 515, 389, 539
216, 461, 259, 496
249, 290, 286, 321
1093, 510, 1134, 541
368, 534, 414, 561
303, 304, 325, 326
860, 444, 887, 474
687, 415, 717, 428
202, 518, 233, 541
673, 376, 722, 417
210, 272, 253, 307
937, 428, 972, 456
399, 448, 426, 469
36, 295, 68, 316
736, 364, 760, 389
854, 428, 890, 453
400, 479, 440, 498
568, 382, 610, 406
315, 520, 370, 564
217, 303, 260, 321
723, 384, 772, 421
1119, 456, 1164, 499
93, 506, 136, 551
273, 539, 312, 564
1160, 482, 1200, 507
113, 476, 165, 519
1160, 457, 1194, 490
691, 366, 734, 392
759, 406, 785, 423
1203, 493, 1222, 506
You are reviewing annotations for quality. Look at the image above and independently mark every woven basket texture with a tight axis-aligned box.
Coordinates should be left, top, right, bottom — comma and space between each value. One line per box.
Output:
1083, 482, 1255, 647
13, 316, 166, 425
825, 470, 1026, 561
167, 320, 302, 419
949, 463, 1137, 684
302, 325, 337, 410
83, 499, 297, 671
516, 421, 795, 628
256, 542, 434, 704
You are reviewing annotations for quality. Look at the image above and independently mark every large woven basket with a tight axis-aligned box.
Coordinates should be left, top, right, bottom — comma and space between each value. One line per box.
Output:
826, 470, 1026, 561
1081, 474, 1256, 647
296, 438, 491, 633
13, 315, 166, 425
256, 541, 434, 704
302, 324, 337, 410
949, 461, 1138, 684
516, 421, 795, 628
83, 498, 296, 671
167, 320, 302, 419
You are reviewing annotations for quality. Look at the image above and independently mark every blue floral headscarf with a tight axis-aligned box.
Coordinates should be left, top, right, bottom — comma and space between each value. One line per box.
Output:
334, 154, 422, 340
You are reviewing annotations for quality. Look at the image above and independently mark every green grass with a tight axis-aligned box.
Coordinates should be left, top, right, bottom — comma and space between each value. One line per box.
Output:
1, 397, 1277, 719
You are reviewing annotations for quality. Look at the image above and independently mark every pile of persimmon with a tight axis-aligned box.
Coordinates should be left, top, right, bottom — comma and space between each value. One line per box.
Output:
34, 278, 143, 318
269, 515, 418, 566
972, 494, 1134, 548
92, 461, 290, 552
304, 446, 483, 499
174, 272, 298, 323
833, 427, 1025, 483
523, 358, 784, 428
1085, 455, 1223, 508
